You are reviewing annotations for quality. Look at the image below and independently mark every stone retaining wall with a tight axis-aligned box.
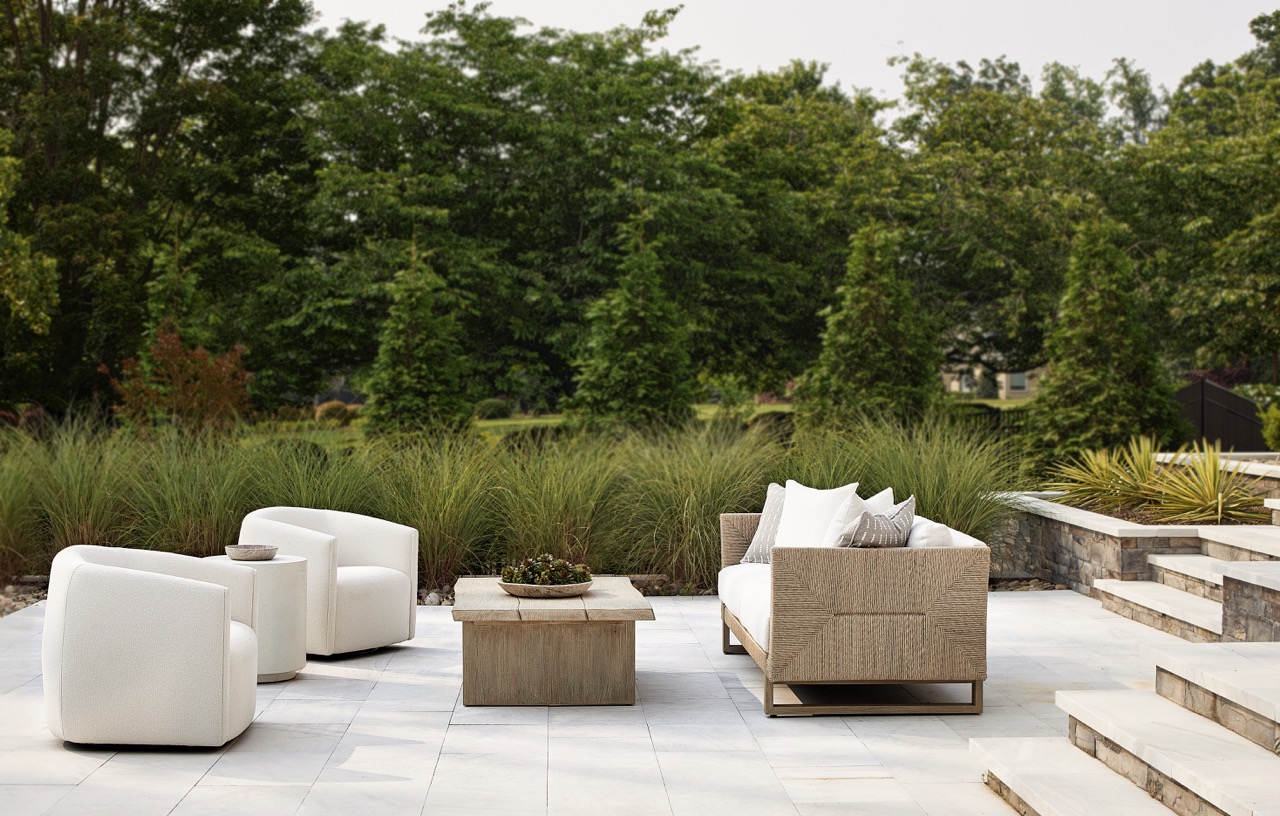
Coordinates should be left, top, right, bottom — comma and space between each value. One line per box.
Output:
1222, 577, 1280, 642
1001, 508, 1200, 594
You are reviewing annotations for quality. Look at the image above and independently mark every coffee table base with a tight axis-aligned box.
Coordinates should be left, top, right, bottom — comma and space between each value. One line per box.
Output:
461, 620, 636, 705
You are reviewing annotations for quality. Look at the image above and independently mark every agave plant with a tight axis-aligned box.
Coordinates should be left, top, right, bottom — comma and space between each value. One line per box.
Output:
1150, 440, 1267, 524
1042, 447, 1128, 510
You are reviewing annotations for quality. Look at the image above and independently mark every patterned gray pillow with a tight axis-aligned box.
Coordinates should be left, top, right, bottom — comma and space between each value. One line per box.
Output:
740, 483, 785, 564
837, 495, 915, 549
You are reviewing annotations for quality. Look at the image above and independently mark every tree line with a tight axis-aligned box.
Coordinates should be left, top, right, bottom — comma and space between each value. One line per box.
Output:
3, 2, 1279, 447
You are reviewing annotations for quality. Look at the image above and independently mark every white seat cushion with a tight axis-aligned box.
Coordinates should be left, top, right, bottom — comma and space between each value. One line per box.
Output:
717, 563, 772, 652
333, 566, 412, 654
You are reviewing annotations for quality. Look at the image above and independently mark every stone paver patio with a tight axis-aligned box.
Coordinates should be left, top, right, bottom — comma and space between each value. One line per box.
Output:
0, 590, 1185, 815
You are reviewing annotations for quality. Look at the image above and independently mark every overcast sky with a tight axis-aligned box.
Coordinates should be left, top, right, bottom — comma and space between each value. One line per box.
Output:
308, 1, 1278, 100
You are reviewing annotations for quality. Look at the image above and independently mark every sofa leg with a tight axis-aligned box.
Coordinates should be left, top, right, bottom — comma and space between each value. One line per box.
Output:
764, 679, 778, 716
721, 617, 746, 655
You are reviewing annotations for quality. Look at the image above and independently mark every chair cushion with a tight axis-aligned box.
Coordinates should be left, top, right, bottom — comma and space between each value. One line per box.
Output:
333, 566, 412, 654
717, 563, 772, 652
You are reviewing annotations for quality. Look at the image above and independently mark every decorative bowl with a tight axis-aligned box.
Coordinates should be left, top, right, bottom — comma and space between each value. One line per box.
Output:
225, 544, 277, 561
497, 580, 593, 598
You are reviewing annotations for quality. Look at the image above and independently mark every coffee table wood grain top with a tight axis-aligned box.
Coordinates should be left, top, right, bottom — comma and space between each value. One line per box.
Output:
452, 576, 655, 623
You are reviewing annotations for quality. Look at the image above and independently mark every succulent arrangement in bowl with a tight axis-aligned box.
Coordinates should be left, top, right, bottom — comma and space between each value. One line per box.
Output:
501, 553, 591, 585
499, 554, 592, 597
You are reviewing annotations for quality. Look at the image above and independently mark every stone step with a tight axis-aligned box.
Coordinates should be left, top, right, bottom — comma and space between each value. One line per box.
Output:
1198, 525, 1280, 563
1057, 689, 1280, 816
970, 737, 1174, 816
1147, 554, 1224, 602
1092, 579, 1221, 642
1143, 641, 1280, 755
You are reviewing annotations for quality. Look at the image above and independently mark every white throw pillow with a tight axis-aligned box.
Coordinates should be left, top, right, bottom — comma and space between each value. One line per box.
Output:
820, 493, 872, 547
740, 483, 785, 564
773, 480, 860, 549
906, 515, 954, 548
863, 487, 895, 514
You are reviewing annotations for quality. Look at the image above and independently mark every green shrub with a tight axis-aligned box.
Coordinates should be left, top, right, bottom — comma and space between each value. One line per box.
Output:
1262, 403, 1280, 451
474, 398, 513, 420
315, 400, 354, 425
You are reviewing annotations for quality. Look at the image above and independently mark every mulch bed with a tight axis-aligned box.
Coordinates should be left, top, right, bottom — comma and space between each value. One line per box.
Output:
1074, 502, 1270, 526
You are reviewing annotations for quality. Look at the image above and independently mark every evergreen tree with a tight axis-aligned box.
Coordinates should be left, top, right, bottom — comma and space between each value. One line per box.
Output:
1026, 218, 1184, 468
568, 218, 694, 428
795, 224, 940, 426
364, 250, 472, 434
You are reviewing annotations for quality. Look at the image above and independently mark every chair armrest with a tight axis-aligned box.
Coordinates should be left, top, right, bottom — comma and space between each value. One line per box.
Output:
721, 513, 761, 568
328, 512, 419, 579
43, 561, 249, 744
767, 545, 989, 684
240, 515, 338, 652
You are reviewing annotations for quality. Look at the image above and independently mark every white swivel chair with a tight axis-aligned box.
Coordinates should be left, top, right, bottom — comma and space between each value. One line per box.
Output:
239, 507, 418, 656
43, 545, 259, 746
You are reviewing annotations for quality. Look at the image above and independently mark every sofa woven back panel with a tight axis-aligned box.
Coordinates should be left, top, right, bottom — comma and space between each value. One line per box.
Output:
768, 545, 988, 685
720, 513, 763, 568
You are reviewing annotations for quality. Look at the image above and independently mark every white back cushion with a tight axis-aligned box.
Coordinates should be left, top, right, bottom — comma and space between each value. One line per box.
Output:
774, 480, 860, 548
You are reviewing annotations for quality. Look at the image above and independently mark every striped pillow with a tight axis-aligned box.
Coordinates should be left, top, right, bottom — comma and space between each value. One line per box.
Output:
837, 495, 915, 549
740, 483, 785, 564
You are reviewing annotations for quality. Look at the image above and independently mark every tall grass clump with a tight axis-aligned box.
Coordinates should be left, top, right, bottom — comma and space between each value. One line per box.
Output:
246, 436, 380, 515
0, 430, 42, 579
617, 423, 784, 588
493, 433, 625, 570
368, 434, 501, 588
843, 412, 1026, 548
35, 420, 141, 558
129, 431, 259, 557
783, 426, 871, 489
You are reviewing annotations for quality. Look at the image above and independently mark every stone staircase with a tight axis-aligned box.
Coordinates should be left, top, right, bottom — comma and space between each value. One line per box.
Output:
973, 641, 1280, 816
1089, 498, 1280, 644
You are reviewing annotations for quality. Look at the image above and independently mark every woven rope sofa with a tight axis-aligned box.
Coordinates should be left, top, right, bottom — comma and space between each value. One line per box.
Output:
719, 512, 989, 716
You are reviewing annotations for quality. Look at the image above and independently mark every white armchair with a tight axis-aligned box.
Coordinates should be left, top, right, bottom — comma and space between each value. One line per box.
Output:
239, 507, 418, 656
42, 545, 259, 746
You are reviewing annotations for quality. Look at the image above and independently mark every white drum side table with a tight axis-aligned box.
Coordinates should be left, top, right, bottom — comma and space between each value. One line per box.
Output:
207, 554, 307, 682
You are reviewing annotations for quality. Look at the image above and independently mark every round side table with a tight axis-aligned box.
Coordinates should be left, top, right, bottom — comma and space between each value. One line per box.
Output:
207, 554, 307, 682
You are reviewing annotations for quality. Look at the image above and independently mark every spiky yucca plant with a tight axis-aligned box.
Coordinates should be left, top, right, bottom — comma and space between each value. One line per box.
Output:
1152, 440, 1267, 524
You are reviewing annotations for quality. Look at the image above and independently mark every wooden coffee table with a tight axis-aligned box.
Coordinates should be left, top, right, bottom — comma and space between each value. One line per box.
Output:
452, 576, 655, 706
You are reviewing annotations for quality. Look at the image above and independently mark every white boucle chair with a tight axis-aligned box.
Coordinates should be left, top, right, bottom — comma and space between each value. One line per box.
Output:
43, 545, 259, 747
238, 507, 418, 656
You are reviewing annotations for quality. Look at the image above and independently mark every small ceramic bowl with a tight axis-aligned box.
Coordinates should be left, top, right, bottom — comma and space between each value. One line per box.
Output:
225, 544, 278, 561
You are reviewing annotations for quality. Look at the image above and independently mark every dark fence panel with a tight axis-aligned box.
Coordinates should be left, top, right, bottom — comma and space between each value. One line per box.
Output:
1176, 379, 1268, 451
951, 403, 1031, 438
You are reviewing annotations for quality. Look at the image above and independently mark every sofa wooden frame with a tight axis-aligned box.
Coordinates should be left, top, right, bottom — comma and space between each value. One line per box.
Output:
720, 512, 988, 716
